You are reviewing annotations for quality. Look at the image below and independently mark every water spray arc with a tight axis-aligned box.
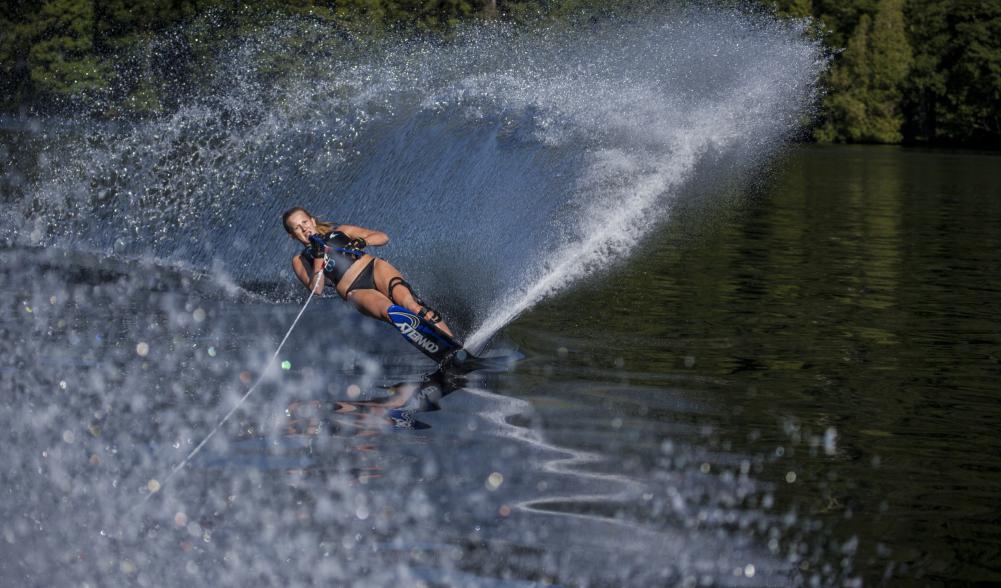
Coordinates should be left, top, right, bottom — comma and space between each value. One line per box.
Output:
0, 10, 835, 586
13, 10, 824, 343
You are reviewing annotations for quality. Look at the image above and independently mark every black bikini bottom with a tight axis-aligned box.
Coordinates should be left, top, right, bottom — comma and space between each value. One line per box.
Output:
345, 259, 376, 294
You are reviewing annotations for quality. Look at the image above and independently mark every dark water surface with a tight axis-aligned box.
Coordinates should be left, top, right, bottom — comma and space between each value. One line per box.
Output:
505, 144, 1001, 585
2, 144, 999, 587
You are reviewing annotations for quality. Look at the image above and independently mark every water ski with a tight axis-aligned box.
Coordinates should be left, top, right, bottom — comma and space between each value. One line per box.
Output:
386, 305, 476, 371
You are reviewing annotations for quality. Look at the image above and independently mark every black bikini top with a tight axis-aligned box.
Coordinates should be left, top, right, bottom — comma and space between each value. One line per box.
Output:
300, 230, 365, 286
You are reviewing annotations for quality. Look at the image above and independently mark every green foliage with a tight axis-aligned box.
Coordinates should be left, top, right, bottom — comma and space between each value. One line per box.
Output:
811, 0, 875, 48
907, 0, 1001, 146
123, 77, 163, 116
768, 0, 813, 19
0, 0, 997, 146
23, 0, 111, 100
95, 0, 195, 50
0, 1, 35, 109
865, 0, 911, 142
946, 3, 1001, 143
390, 0, 477, 31
812, 0, 999, 146
815, 14, 870, 142
815, 0, 913, 144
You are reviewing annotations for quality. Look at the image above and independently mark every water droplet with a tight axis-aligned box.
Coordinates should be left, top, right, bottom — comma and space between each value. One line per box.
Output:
486, 472, 504, 490
824, 427, 838, 456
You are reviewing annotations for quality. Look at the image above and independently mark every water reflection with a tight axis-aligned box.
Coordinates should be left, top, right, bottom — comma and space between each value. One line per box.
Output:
194, 371, 467, 480
508, 145, 1001, 585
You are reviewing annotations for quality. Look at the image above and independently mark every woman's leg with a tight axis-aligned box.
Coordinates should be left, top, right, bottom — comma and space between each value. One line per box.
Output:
371, 259, 454, 337
345, 289, 394, 322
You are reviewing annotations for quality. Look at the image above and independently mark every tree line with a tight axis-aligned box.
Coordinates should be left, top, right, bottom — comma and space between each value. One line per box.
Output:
1, 0, 998, 147
774, 0, 1000, 147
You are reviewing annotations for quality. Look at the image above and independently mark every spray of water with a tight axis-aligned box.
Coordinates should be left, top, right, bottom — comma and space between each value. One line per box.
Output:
6, 6, 824, 347
1, 8, 834, 586
139, 274, 324, 508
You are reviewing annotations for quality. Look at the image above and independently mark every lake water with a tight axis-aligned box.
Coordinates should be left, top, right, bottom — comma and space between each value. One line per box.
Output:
2, 144, 999, 586
506, 144, 1001, 585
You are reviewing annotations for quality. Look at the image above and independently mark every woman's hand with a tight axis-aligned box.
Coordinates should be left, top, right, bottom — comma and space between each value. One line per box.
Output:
309, 261, 326, 293
307, 235, 327, 258
336, 224, 389, 247
292, 253, 325, 295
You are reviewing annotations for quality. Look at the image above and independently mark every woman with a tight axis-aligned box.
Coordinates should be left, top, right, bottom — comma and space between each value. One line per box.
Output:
282, 207, 455, 338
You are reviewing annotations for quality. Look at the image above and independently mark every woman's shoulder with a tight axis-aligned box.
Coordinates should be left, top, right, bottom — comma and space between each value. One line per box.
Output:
324, 223, 348, 237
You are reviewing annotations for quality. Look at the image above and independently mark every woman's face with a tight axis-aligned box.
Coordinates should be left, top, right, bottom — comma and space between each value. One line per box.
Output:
285, 210, 317, 245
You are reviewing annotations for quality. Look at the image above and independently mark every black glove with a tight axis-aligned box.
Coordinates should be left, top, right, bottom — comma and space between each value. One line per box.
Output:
346, 236, 367, 250
307, 234, 327, 258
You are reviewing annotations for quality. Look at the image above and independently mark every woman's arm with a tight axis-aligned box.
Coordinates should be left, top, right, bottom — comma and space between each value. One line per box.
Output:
336, 224, 389, 246
292, 254, 326, 294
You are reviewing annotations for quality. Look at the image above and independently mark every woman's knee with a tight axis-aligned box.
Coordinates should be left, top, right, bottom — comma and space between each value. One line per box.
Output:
385, 277, 417, 307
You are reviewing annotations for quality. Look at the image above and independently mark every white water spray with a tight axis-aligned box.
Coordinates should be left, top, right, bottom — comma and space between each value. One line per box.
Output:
139, 276, 323, 506
8, 7, 825, 346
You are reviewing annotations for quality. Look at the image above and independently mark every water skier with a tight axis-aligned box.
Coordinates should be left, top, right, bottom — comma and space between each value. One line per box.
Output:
282, 206, 457, 342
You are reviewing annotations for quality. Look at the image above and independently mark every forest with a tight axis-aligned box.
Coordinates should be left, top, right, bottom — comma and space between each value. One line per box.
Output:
1, 0, 998, 147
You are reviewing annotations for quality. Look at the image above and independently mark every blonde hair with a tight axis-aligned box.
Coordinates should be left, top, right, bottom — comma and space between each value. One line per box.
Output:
282, 206, 335, 236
